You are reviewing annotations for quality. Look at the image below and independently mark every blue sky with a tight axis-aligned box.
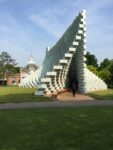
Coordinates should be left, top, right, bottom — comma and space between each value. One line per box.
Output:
0, 0, 113, 66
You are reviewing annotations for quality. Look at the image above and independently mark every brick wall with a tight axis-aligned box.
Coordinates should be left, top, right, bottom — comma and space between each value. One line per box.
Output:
7, 74, 21, 86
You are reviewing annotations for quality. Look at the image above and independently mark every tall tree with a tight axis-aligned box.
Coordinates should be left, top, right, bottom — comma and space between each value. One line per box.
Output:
85, 52, 98, 68
98, 60, 113, 88
87, 65, 98, 75
0, 51, 18, 79
0, 51, 17, 66
109, 61, 113, 88
99, 58, 111, 70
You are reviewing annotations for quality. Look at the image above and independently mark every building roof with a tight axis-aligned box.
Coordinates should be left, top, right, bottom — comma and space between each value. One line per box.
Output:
28, 55, 36, 65
21, 55, 38, 72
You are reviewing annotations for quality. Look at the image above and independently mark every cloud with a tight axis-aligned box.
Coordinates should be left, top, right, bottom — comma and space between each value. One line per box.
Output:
29, 6, 74, 38
28, 0, 113, 63
0, 12, 39, 66
0, 0, 113, 66
83, 0, 113, 62
29, 11, 65, 38
67, 0, 113, 62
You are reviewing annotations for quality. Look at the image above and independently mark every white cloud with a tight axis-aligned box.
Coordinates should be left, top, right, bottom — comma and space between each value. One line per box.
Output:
0, 12, 39, 66
1, 0, 113, 66
29, 7, 72, 38
29, 0, 113, 63
67, 0, 113, 62
29, 14, 60, 38
83, 0, 113, 62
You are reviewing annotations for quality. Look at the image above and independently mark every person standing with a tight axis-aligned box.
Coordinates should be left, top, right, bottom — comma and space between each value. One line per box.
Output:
72, 82, 76, 97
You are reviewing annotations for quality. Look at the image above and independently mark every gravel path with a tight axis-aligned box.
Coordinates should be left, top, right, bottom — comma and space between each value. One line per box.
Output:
57, 92, 94, 101
0, 100, 113, 110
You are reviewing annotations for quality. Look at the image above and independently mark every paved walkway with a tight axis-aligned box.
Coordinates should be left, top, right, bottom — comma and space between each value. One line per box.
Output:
0, 100, 113, 110
0, 92, 113, 110
57, 92, 94, 101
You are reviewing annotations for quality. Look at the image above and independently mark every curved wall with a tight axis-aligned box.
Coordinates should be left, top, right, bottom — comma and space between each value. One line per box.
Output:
19, 10, 107, 94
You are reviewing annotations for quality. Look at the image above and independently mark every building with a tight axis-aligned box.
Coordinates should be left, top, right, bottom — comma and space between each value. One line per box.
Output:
7, 74, 20, 86
20, 55, 38, 81
6, 55, 38, 86
19, 10, 107, 95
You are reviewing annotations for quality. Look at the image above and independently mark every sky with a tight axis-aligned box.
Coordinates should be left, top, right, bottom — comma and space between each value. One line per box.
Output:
0, 0, 113, 67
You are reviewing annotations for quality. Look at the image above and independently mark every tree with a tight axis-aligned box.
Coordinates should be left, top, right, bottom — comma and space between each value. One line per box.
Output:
99, 58, 111, 70
98, 60, 113, 88
15, 67, 20, 73
109, 62, 113, 88
0, 51, 18, 79
87, 65, 98, 75
0, 51, 17, 66
85, 52, 98, 68
99, 69, 110, 84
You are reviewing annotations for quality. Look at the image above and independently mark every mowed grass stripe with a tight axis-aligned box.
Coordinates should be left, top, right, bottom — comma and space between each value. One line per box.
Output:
0, 107, 113, 150
0, 86, 52, 103
87, 89, 113, 100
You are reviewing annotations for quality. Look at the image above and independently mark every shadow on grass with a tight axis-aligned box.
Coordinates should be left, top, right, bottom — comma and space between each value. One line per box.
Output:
0, 93, 53, 103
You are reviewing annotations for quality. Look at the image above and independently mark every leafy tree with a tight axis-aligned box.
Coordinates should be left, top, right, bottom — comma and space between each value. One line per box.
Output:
109, 62, 113, 88
15, 67, 20, 73
99, 58, 111, 70
0, 51, 18, 79
85, 52, 113, 88
86, 52, 98, 68
87, 65, 98, 75
0, 51, 17, 66
98, 61, 113, 88
99, 69, 110, 84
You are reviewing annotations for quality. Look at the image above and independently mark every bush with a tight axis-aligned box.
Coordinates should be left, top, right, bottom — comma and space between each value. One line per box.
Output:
87, 65, 98, 75
98, 62, 113, 88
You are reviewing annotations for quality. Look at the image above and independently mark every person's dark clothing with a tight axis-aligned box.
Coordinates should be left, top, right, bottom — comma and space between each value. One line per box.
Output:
72, 89, 76, 97
72, 82, 76, 97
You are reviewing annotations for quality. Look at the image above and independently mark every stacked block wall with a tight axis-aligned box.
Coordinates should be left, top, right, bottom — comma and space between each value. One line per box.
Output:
19, 10, 107, 94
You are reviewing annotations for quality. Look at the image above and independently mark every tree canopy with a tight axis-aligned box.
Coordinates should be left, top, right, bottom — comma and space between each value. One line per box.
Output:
99, 58, 111, 70
86, 52, 113, 88
0, 51, 17, 66
85, 52, 98, 68
0, 51, 19, 79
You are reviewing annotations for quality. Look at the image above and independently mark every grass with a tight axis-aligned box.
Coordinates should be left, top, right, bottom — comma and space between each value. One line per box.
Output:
0, 86, 52, 103
87, 89, 113, 100
0, 107, 113, 150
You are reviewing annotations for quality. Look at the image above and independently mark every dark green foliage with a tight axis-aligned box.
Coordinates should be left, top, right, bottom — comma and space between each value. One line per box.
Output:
99, 69, 110, 84
87, 65, 98, 75
98, 59, 113, 88
15, 66, 20, 73
0, 51, 17, 66
86, 52, 113, 88
86, 52, 98, 68
99, 58, 111, 70
0, 51, 19, 79
109, 62, 113, 88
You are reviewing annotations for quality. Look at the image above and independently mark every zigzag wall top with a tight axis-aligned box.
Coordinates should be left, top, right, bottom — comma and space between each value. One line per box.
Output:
40, 10, 86, 79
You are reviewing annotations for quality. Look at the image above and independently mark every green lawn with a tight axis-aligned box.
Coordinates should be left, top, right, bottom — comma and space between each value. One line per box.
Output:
0, 86, 52, 103
0, 107, 113, 150
87, 89, 113, 100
